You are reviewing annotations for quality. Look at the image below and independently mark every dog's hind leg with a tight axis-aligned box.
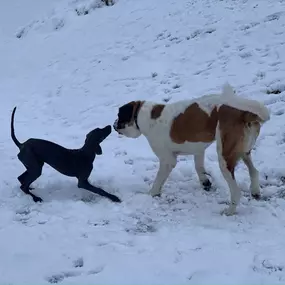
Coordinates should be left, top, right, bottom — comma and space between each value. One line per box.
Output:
78, 179, 121, 203
19, 182, 42, 202
18, 168, 43, 202
216, 123, 243, 216
242, 152, 261, 200
194, 151, 211, 191
17, 148, 44, 202
18, 171, 34, 190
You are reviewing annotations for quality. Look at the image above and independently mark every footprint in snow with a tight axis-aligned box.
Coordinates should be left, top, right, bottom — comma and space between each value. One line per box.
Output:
114, 150, 127, 157
73, 257, 84, 268
46, 271, 81, 284
124, 159, 134, 165
239, 22, 260, 31
163, 97, 171, 102
273, 109, 284, 116
239, 51, 252, 59
46, 265, 104, 283
264, 12, 284, 22
172, 84, 181, 89
87, 265, 105, 275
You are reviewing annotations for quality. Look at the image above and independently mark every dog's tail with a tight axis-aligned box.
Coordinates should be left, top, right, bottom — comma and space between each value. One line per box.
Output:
11, 107, 22, 148
220, 82, 270, 123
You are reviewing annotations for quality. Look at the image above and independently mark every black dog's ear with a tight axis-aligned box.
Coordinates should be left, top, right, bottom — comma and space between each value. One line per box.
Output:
95, 145, 103, 155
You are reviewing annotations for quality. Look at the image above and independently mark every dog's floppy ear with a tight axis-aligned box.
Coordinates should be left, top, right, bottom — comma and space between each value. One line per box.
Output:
118, 102, 136, 123
118, 101, 143, 125
95, 144, 103, 155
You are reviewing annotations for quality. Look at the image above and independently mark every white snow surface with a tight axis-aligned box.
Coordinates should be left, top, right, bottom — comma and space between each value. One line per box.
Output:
1, 0, 285, 283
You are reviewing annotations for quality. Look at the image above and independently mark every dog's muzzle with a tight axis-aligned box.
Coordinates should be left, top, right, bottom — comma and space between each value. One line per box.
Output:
113, 120, 118, 131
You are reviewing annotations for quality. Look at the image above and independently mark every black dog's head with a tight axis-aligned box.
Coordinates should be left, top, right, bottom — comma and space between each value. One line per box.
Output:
85, 125, 112, 155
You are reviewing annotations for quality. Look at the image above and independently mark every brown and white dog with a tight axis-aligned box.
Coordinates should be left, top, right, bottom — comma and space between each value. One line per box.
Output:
113, 83, 270, 215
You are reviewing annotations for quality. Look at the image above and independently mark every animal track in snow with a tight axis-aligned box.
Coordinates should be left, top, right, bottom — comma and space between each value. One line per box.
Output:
266, 84, 285, 95
239, 51, 252, 59
273, 109, 284, 116
46, 261, 104, 284
264, 12, 285, 22
163, 96, 171, 102
239, 21, 260, 31
73, 257, 84, 268
187, 28, 216, 40
252, 257, 284, 276
46, 271, 81, 284
125, 215, 157, 235
87, 265, 105, 275
155, 27, 216, 48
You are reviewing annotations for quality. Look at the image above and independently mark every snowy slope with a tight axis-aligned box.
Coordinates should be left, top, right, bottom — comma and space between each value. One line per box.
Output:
1, 0, 285, 283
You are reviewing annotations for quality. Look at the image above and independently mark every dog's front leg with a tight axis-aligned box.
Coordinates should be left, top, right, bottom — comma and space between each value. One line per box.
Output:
149, 153, 177, 197
78, 179, 121, 203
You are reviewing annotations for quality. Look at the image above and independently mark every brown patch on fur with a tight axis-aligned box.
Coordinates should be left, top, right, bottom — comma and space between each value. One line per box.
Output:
218, 105, 261, 177
170, 103, 218, 144
151, 104, 165, 119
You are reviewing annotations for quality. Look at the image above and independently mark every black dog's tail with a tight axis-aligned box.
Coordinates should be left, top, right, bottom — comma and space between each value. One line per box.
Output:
11, 107, 22, 148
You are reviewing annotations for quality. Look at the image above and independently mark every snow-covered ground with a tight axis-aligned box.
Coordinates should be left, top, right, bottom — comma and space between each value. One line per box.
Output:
1, 0, 285, 283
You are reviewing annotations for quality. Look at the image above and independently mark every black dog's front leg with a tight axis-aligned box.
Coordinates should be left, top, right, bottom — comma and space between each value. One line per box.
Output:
78, 179, 121, 203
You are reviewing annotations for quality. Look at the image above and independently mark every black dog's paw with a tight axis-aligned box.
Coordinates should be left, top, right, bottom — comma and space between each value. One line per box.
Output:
202, 179, 212, 191
33, 196, 43, 203
109, 195, 122, 203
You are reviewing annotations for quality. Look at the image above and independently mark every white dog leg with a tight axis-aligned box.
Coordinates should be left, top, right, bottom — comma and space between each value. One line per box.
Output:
149, 154, 177, 197
194, 152, 211, 191
218, 154, 241, 216
242, 153, 260, 199
216, 125, 241, 216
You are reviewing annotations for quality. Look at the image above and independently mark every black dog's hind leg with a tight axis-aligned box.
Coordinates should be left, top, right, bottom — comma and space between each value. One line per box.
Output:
18, 171, 34, 190
19, 182, 42, 202
78, 179, 121, 203
18, 168, 43, 202
17, 149, 44, 203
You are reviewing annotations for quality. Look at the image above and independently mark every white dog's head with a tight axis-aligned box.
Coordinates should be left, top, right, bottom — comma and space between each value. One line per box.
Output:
113, 101, 143, 138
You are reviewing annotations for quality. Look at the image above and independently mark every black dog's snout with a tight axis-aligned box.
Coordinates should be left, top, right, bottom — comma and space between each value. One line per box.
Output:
105, 125, 112, 134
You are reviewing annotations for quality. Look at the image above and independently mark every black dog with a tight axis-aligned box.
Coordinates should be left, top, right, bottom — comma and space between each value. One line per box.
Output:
11, 107, 121, 203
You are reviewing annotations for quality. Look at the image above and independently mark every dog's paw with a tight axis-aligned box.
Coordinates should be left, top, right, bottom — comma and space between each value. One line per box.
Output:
251, 186, 261, 200
202, 179, 212, 191
220, 205, 236, 216
33, 196, 43, 203
150, 192, 161, 198
252, 193, 261, 200
109, 195, 121, 203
